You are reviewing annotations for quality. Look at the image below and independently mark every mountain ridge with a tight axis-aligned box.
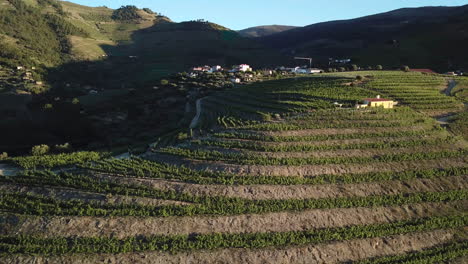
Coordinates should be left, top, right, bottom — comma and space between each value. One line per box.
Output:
258, 4, 468, 71
238, 25, 297, 38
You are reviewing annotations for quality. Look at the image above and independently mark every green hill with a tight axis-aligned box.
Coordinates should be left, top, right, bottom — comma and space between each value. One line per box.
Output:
238, 25, 297, 38
259, 5, 468, 72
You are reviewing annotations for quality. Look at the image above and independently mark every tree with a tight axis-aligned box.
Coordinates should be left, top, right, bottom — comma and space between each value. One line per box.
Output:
401, 65, 410, 72
339, 67, 346, 72
350, 64, 358, 71
55, 143, 72, 153
72, 98, 80, 105
31, 144, 50, 156
142, 8, 154, 14
376, 65, 383, 70
112, 5, 141, 21
160, 79, 169, 86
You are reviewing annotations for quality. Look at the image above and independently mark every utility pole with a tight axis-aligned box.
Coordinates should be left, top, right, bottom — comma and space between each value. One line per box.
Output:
294, 57, 313, 68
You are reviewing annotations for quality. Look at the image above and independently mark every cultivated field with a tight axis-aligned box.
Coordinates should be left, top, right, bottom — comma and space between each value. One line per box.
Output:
0, 71, 467, 263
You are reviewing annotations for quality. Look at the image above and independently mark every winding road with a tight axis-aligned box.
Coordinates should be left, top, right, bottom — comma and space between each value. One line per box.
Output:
436, 79, 459, 126
190, 97, 206, 129
445, 79, 457, 96
0, 163, 18, 176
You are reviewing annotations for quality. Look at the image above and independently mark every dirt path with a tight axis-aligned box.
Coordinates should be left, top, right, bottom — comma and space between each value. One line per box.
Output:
1, 202, 462, 239
100, 174, 468, 201
445, 79, 457, 96
0, 163, 18, 176
436, 79, 464, 125
200, 143, 460, 159
149, 155, 467, 176
190, 97, 206, 129
1, 230, 456, 264
0, 184, 190, 207
257, 125, 431, 137
205, 133, 445, 148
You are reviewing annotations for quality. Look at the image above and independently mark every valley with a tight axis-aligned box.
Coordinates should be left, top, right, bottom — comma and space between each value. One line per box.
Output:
0, 0, 467, 263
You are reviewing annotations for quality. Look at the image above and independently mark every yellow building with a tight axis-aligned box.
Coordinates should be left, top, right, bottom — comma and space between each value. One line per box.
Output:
356, 95, 397, 109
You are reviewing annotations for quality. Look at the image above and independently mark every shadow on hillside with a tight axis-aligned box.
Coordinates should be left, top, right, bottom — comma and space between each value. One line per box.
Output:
1, 21, 290, 155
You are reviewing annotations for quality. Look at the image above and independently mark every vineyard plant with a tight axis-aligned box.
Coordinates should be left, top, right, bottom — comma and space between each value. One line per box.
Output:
1, 71, 467, 263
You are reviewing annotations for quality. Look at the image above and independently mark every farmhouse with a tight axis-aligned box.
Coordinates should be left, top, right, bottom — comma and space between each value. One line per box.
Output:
211, 65, 222, 72
291, 67, 323, 74
231, 64, 252, 72
356, 95, 397, 109
307, 68, 323, 74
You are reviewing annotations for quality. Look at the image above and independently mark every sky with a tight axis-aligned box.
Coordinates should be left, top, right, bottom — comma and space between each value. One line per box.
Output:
67, 0, 468, 30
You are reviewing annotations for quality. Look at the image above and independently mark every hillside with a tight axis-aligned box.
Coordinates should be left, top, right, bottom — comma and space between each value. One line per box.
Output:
1, 71, 467, 263
259, 5, 468, 71
0, 0, 285, 80
238, 25, 297, 38
0, 0, 287, 155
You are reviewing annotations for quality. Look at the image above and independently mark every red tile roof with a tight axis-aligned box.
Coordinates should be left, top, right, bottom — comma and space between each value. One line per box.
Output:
363, 98, 393, 102
409, 69, 436, 74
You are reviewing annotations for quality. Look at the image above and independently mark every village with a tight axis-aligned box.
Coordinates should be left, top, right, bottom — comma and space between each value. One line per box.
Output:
188, 63, 400, 110
190, 64, 325, 84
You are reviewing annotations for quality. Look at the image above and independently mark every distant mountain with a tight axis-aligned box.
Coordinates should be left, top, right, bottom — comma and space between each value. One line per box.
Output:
238, 25, 297, 38
259, 5, 468, 71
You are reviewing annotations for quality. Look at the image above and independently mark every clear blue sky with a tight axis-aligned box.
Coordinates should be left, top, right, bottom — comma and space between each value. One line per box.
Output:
67, 0, 468, 30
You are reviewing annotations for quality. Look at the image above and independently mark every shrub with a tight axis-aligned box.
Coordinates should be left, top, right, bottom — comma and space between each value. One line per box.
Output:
0, 152, 8, 160
356, 75, 363, 81
401, 65, 410, 72
54, 143, 72, 153
112, 5, 141, 21
177, 133, 189, 141
43, 104, 53, 110
142, 8, 154, 14
31, 144, 50, 156
376, 65, 383, 70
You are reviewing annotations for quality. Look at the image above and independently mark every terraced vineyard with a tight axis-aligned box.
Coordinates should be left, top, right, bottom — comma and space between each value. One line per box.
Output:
364, 71, 464, 116
1, 71, 467, 263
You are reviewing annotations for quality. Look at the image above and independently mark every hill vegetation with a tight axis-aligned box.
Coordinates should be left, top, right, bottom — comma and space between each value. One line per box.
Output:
238, 25, 297, 38
259, 5, 468, 72
111, 5, 141, 21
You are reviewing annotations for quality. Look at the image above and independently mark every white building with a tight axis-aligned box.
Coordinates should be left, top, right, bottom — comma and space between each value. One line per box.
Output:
231, 78, 241, 83
232, 64, 252, 72
291, 67, 323, 74
211, 65, 222, 72
308, 68, 323, 74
